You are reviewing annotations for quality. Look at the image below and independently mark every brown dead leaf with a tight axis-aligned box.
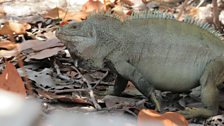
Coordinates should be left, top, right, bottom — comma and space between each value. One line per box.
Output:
43, 7, 66, 19
104, 0, 134, 11
0, 62, 26, 96
18, 40, 43, 52
63, 11, 89, 22
0, 40, 17, 50
43, 7, 89, 22
112, 3, 129, 21
18, 39, 64, 52
104, 0, 115, 11
29, 46, 65, 60
8, 21, 31, 34
36, 89, 93, 105
138, 109, 188, 126
124, 81, 142, 96
0, 48, 18, 58
121, 0, 134, 6
0, 22, 14, 40
82, 0, 104, 13
57, 95, 93, 105
188, 7, 198, 17
189, 5, 213, 24
0, 7, 6, 17
32, 39, 64, 51
0, 21, 30, 41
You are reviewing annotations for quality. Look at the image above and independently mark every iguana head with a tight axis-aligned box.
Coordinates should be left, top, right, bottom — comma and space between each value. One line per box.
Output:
56, 15, 121, 69
56, 21, 98, 69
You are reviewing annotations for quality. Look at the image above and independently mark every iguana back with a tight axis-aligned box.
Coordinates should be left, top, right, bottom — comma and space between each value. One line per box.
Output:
118, 17, 224, 91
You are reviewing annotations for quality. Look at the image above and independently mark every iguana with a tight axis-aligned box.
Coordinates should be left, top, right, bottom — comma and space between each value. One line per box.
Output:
56, 11, 224, 118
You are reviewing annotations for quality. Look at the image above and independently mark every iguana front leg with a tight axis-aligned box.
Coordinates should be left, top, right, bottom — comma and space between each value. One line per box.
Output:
113, 75, 128, 96
180, 57, 224, 118
113, 60, 161, 111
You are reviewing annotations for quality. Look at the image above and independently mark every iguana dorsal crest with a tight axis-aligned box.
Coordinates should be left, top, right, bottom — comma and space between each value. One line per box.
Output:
89, 10, 224, 40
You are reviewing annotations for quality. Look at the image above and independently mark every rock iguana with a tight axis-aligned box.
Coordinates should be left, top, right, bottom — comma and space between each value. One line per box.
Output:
56, 11, 224, 118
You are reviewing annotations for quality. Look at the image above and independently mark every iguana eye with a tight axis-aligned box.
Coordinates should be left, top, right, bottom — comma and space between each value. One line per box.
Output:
68, 23, 80, 30
72, 25, 77, 29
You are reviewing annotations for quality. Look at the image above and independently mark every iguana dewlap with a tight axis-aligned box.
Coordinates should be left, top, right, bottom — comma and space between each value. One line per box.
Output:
56, 11, 224, 118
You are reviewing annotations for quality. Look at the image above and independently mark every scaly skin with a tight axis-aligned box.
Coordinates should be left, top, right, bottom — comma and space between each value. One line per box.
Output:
56, 11, 224, 118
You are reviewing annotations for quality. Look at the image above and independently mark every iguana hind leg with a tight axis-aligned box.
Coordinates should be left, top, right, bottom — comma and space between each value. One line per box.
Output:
180, 57, 224, 118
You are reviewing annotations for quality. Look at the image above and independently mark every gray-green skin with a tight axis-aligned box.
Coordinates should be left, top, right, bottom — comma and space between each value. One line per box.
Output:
56, 12, 224, 118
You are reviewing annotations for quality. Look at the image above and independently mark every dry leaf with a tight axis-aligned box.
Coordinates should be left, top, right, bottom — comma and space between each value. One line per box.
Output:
103, 95, 140, 108
104, 0, 115, 11
43, 7, 66, 19
189, 5, 213, 24
123, 81, 142, 95
82, 0, 104, 13
205, 115, 224, 126
19, 68, 55, 88
0, 40, 17, 50
0, 21, 30, 41
0, 7, 6, 17
43, 7, 89, 22
112, 3, 129, 21
18, 39, 64, 52
18, 40, 44, 52
0, 48, 18, 58
32, 39, 64, 51
0, 62, 26, 96
138, 109, 188, 126
129, 0, 146, 11
8, 21, 31, 34
29, 46, 65, 60
121, 0, 134, 6
63, 11, 89, 22
0, 22, 14, 40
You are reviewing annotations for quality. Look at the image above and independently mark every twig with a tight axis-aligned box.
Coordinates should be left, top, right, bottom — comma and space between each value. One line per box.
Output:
125, 109, 138, 117
212, 0, 221, 31
135, 99, 146, 106
71, 66, 102, 110
52, 88, 91, 93
92, 70, 109, 89
177, 0, 189, 21
83, 78, 102, 110
187, 0, 195, 5
91, 81, 114, 86
53, 60, 71, 81
70, 66, 82, 75
196, 0, 206, 8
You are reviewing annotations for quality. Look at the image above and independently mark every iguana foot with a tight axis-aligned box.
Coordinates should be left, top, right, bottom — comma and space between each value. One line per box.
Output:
179, 107, 216, 119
